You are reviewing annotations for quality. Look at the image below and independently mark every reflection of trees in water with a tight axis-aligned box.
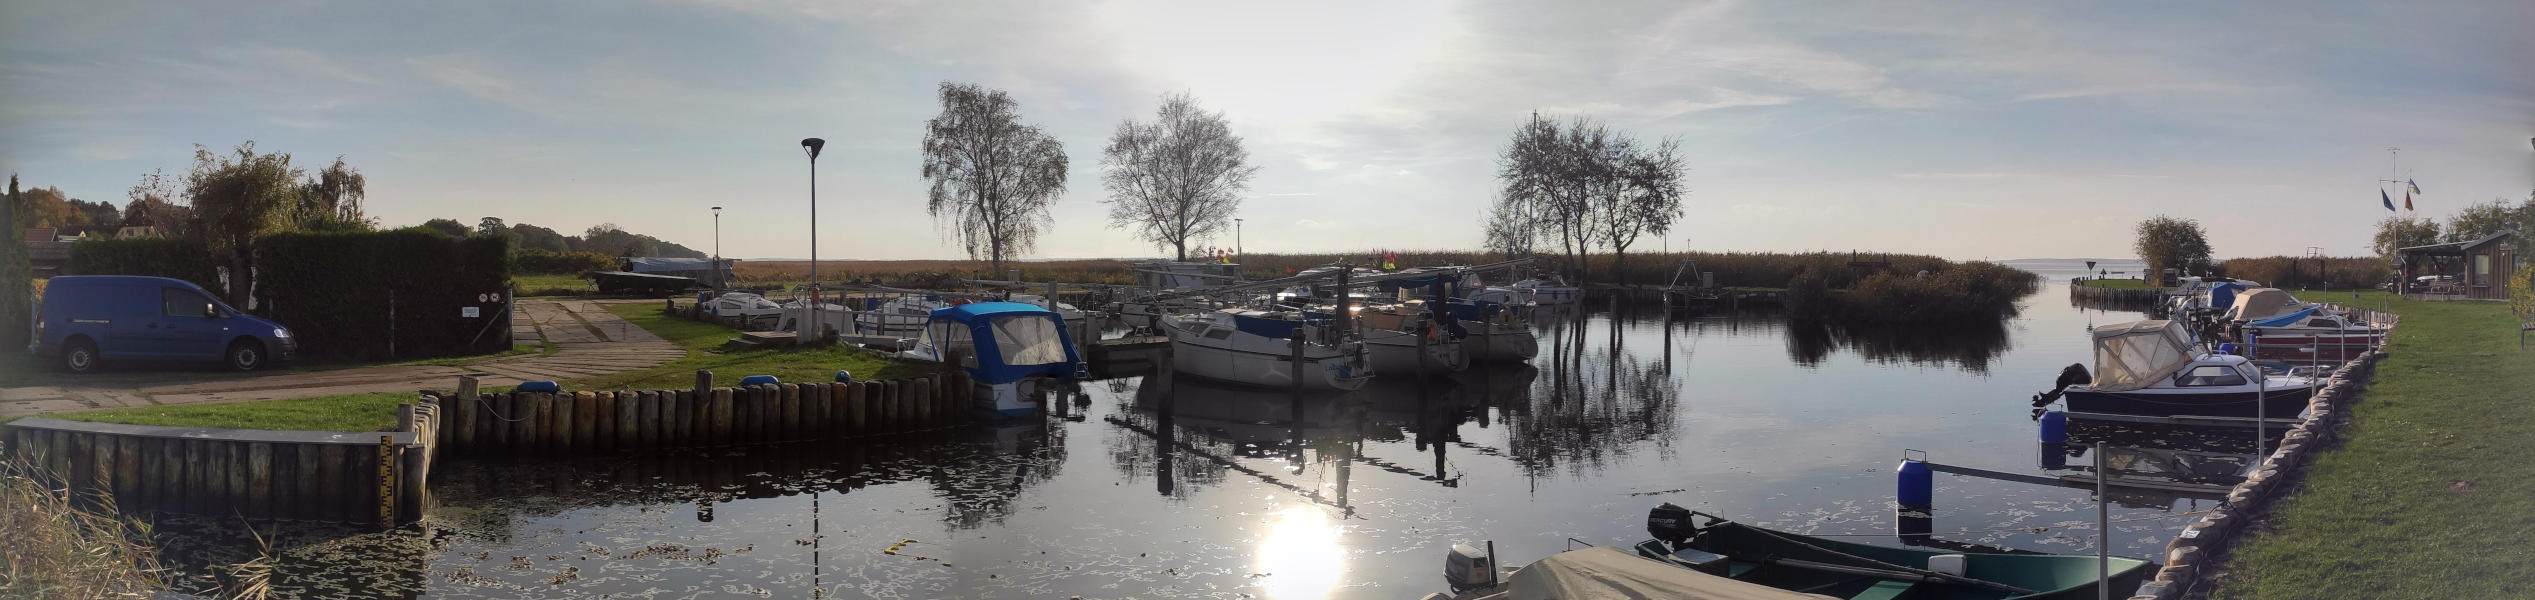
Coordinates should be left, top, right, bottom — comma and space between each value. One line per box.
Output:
936, 418, 1068, 530
1108, 376, 1374, 502
1503, 306, 1681, 478
1781, 316, 2013, 373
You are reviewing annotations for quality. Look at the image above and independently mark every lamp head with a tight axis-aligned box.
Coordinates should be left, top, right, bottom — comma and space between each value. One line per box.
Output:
801, 138, 825, 159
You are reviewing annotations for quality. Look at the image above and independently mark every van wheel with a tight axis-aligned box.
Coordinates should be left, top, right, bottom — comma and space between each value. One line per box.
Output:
61, 339, 101, 373
226, 340, 264, 372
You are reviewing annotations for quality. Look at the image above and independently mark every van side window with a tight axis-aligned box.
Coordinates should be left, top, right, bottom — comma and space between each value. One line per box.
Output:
162, 288, 213, 318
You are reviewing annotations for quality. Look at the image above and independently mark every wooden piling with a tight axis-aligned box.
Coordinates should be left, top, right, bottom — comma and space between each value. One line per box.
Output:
295, 442, 322, 520
454, 377, 479, 451
573, 391, 597, 450
318, 444, 348, 522
909, 378, 932, 429
614, 390, 639, 451
180, 439, 208, 514
780, 384, 802, 440
246, 442, 274, 520
803, 384, 827, 434
595, 391, 618, 452
710, 388, 735, 446
648, 390, 670, 446
270, 443, 298, 519
225, 443, 249, 517
536, 392, 560, 452
671, 390, 694, 445
845, 382, 868, 436
881, 381, 902, 433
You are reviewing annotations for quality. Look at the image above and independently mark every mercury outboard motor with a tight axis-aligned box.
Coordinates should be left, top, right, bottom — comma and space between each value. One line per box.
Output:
1647, 503, 1699, 549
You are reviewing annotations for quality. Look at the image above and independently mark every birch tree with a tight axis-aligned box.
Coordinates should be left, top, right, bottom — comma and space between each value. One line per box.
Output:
1100, 92, 1257, 262
920, 82, 1069, 276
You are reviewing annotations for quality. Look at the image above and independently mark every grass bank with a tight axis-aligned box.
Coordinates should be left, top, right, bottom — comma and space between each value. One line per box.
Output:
49, 391, 414, 432
2211, 293, 2535, 598
2073, 278, 2156, 290
573, 302, 924, 390
514, 273, 595, 296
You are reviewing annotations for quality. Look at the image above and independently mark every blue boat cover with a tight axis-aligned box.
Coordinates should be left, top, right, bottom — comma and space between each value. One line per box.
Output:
928, 302, 1083, 384
2247, 306, 2318, 328
2207, 282, 2242, 310
1232, 311, 1309, 339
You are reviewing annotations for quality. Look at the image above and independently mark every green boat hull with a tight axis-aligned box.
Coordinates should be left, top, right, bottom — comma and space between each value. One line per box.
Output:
1632, 520, 2153, 600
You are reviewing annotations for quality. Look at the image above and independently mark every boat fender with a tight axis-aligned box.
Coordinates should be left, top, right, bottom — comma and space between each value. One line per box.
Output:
834, 370, 854, 383
1896, 459, 1933, 510
739, 374, 779, 386
517, 380, 561, 393
2038, 410, 2067, 444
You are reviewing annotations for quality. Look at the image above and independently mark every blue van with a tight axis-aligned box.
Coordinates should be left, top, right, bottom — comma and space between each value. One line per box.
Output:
30, 276, 296, 373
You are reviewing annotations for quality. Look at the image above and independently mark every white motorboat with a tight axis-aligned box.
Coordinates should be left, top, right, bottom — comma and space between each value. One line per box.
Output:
703, 292, 785, 329
1443, 300, 1539, 362
1161, 308, 1373, 391
2058, 319, 2317, 426
852, 295, 947, 336
1510, 274, 1580, 305
774, 300, 850, 339
898, 301, 1086, 418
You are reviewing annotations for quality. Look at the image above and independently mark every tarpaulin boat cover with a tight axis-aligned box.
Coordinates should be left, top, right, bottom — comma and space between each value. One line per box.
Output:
2226, 288, 2305, 322
2089, 320, 2196, 393
2247, 306, 2321, 328
2206, 282, 2243, 311
1483, 547, 1834, 600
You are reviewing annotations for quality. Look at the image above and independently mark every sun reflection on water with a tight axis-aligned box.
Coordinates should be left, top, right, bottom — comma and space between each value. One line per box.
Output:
1256, 506, 1345, 600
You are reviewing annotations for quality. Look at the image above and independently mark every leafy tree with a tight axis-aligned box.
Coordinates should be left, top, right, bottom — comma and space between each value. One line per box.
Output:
2132, 215, 2212, 283
2511, 263, 2533, 322
69, 198, 120, 227
16, 186, 82, 229
419, 218, 471, 238
920, 81, 1069, 276
510, 223, 572, 252
187, 142, 305, 305
477, 217, 506, 237
1490, 113, 1684, 283
2371, 216, 2443, 260
2443, 194, 2534, 258
293, 156, 370, 231
1099, 92, 1257, 262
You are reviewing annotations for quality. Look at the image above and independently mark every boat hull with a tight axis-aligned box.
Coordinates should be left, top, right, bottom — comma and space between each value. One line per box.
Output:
2064, 385, 2315, 422
1165, 328, 1372, 391
1361, 328, 1467, 376
1461, 324, 1539, 362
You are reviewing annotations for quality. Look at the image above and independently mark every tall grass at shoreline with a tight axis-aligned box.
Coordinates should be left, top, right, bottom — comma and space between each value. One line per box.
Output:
0, 455, 170, 599
722, 250, 1978, 289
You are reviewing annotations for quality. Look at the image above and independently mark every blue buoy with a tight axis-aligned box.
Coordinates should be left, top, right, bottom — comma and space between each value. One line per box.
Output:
2038, 410, 2068, 444
833, 370, 854, 383
738, 375, 779, 386
517, 380, 561, 393
2216, 342, 2237, 355
1895, 458, 1933, 510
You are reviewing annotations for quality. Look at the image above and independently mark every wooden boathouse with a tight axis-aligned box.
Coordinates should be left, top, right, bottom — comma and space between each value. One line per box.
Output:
2394, 230, 2519, 301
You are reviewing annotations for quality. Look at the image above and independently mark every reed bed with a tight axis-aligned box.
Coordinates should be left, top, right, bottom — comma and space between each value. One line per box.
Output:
724, 250, 1969, 290
0, 454, 170, 599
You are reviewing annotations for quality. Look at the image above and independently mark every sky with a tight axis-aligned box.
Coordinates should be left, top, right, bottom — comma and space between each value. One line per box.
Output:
3, 0, 2530, 262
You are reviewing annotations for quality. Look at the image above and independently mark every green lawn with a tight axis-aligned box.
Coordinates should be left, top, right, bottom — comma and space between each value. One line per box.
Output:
580, 302, 926, 390
48, 391, 416, 432
2213, 293, 2535, 598
2074, 278, 2156, 290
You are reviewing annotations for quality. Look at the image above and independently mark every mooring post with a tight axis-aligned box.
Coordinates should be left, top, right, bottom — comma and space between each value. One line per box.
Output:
1289, 330, 1308, 405
2095, 441, 2109, 600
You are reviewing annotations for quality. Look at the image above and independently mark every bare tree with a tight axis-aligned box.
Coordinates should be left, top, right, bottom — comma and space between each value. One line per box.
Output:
1492, 113, 1685, 283
920, 82, 1069, 276
1100, 92, 1257, 262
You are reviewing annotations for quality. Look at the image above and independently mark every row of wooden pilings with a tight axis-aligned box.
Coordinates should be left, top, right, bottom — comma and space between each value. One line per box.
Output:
0, 369, 969, 526
3, 401, 439, 527
429, 370, 969, 456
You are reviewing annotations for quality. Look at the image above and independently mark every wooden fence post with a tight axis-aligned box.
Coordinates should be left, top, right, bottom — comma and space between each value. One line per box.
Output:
845, 382, 868, 437
710, 388, 735, 446
780, 384, 802, 440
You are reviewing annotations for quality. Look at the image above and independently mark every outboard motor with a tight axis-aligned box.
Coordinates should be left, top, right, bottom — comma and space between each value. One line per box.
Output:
1647, 503, 1699, 549
2030, 363, 2093, 408
1444, 543, 1495, 593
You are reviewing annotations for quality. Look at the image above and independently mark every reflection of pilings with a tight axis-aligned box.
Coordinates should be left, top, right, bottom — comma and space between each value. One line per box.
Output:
1103, 416, 1345, 511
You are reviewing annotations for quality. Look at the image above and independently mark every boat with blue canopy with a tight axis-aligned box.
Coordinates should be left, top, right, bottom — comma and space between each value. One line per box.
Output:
902, 302, 1086, 418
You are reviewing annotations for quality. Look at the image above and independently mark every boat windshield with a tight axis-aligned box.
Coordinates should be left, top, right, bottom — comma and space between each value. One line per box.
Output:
989, 315, 1069, 366
921, 320, 974, 352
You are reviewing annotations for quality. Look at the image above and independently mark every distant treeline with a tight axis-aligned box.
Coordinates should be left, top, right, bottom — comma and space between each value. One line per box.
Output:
727, 250, 2027, 291
2210, 256, 2391, 291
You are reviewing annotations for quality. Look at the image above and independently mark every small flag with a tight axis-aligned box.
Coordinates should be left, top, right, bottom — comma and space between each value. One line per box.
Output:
2382, 189, 2394, 212
2407, 179, 2422, 195
2405, 190, 2414, 211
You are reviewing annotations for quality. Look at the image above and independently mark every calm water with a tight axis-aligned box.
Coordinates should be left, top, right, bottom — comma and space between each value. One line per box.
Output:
157, 258, 2265, 599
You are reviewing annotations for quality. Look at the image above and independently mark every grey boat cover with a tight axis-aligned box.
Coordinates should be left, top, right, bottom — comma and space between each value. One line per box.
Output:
2225, 288, 2305, 322
2088, 320, 2195, 393
1491, 547, 1834, 600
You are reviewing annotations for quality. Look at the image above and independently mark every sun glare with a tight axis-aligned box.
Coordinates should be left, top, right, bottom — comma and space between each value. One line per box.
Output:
1096, 1, 1452, 124
1256, 506, 1346, 600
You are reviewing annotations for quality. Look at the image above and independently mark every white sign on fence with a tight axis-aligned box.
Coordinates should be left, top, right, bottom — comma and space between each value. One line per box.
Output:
462, 306, 481, 318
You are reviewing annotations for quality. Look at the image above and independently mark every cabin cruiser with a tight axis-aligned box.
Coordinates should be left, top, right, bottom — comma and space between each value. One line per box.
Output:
773, 299, 850, 339
703, 292, 785, 329
1445, 300, 1539, 363
2161, 277, 2254, 319
2220, 288, 2384, 360
2058, 320, 2316, 426
900, 302, 1085, 418
1509, 274, 1580, 305
1160, 308, 1373, 391
1351, 301, 1469, 376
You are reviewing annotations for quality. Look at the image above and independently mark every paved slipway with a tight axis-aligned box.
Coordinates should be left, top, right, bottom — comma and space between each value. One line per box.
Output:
0, 299, 685, 420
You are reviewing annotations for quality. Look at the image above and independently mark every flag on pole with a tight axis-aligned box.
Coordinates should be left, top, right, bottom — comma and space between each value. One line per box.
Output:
2405, 190, 2414, 211
2407, 178, 2422, 195
2382, 189, 2394, 212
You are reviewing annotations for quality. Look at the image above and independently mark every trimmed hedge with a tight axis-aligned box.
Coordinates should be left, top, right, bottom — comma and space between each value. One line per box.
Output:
511, 249, 615, 275
253, 230, 511, 362
63, 238, 226, 293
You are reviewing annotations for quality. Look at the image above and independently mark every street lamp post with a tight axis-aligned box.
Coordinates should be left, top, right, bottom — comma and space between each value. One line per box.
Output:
1234, 218, 1243, 261
711, 206, 723, 291
801, 138, 825, 341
